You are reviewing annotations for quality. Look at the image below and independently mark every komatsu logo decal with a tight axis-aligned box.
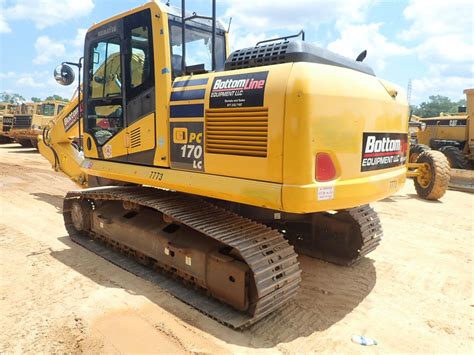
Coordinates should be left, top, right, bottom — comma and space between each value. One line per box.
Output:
361, 133, 408, 171
210, 71, 268, 108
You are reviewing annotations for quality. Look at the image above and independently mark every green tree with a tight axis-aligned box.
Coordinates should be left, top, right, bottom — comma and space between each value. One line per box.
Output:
412, 95, 465, 118
45, 94, 69, 102
0, 92, 25, 103
31, 97, 42, 102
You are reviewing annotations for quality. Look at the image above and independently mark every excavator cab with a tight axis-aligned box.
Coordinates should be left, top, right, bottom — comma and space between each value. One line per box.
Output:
64, 4, 227, 166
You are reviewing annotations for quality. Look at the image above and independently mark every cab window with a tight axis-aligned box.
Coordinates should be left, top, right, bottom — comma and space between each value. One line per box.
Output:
42, 104, 55, 116
130, 27, 150, 89
169, 19, 226, 77
89, 38, 122, 99
86, 35, 124, 146
124, 9, 154, 104
57, 105, 65, 114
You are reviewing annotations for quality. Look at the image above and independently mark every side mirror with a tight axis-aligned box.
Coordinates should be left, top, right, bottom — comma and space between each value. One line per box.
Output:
54, 64, 75, 86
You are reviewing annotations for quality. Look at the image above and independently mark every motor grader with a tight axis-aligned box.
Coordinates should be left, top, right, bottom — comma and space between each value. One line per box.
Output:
410, 88, 473, 192
37, 0, 449, 328
9, 100, 67, 148
0, 102, 18, 143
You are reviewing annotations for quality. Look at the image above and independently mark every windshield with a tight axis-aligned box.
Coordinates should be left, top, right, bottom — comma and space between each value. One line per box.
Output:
169, 19, 226, 77
41, 104, 56, 116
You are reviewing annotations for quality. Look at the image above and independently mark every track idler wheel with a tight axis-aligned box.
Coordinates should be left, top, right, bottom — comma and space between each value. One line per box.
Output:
70, 200, 92, 231
414, 150, 450, 200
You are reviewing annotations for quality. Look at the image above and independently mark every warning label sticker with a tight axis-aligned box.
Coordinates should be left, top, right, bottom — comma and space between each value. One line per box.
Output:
317, 186, 334, 201
361, 132, 408, 172
209, 71, 268, 108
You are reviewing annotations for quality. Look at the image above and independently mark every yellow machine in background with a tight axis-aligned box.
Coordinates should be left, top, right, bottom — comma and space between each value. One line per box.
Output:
38, 0, 449, 328
10, 100, 67, 148
410, 89, 473, 191
0, 102, 18, 143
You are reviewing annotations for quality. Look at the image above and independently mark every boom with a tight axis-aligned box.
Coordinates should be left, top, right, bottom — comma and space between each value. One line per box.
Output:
38, 94, 87, 186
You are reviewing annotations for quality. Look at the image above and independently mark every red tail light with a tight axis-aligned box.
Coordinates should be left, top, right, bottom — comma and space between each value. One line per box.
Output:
315, 153, 337, 182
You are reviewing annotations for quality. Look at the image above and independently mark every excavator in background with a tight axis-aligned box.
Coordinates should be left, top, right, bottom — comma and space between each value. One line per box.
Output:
37, 0, 450, 328
10, 100, 67, 148
0, 102, 18, 143
410, 89, 473, 192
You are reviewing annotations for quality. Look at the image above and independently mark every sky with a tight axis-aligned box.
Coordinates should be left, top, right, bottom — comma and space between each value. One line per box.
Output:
0, 0, 472, 105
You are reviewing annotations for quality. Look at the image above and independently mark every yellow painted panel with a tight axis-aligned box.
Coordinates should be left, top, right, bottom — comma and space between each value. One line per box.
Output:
83, 158, 282, 210
203, 64, 292, 183
282, 62, 408, 210
83, 132, 99, 158
151, 5, 171, 167
418, 125, 466, 145
101, 128, 128, 159
128, 113, 156, 154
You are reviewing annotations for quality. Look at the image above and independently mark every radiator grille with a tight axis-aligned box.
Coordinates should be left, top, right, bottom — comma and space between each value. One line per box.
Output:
12, 115, 32, 129
130, 127, 141, 148
205, 108, 268, 157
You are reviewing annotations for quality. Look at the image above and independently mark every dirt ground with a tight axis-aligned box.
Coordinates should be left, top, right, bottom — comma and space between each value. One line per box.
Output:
0, 142, 472, 354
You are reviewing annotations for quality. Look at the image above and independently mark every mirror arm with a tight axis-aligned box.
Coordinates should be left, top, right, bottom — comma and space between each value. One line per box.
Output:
63, 59, 84, 152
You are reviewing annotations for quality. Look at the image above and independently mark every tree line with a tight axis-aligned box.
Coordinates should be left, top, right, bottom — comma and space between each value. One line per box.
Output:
411, 95, 466, 118
0, 92, 70, 103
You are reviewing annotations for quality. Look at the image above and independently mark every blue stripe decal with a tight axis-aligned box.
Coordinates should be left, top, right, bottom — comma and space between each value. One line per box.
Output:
170, 89, 206, 101
170, 104, 204, 118
173, 78, 208, 88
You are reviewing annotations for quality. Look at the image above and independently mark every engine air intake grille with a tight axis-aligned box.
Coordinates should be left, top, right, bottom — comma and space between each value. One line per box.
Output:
225, 41, 289, 71
205, 108, 268, 157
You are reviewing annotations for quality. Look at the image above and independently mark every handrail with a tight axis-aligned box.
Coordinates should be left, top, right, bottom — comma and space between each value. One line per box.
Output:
256, 30, 305, 46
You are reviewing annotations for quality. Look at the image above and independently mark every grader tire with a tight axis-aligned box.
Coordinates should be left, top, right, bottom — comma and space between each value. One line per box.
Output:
409, 144, 430, 163
30, 139, 38, 149
414, 150, 450, 200
0, 136, 13, 144
17, 139, 33, 148
439, 146, 468, 169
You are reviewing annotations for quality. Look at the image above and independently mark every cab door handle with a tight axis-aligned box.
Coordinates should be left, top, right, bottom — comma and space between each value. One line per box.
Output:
124, 131, 130, 148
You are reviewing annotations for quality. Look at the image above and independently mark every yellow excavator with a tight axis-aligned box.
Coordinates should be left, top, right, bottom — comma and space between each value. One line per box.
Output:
38, 0, 449, 328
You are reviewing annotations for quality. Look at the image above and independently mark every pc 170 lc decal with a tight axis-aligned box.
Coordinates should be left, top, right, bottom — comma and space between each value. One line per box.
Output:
210, 71, 268, 108
361, 133, 408, 172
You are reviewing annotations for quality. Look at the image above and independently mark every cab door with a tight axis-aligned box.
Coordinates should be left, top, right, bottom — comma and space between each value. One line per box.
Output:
83, 21, 129, 161
123, 9, 156, 165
